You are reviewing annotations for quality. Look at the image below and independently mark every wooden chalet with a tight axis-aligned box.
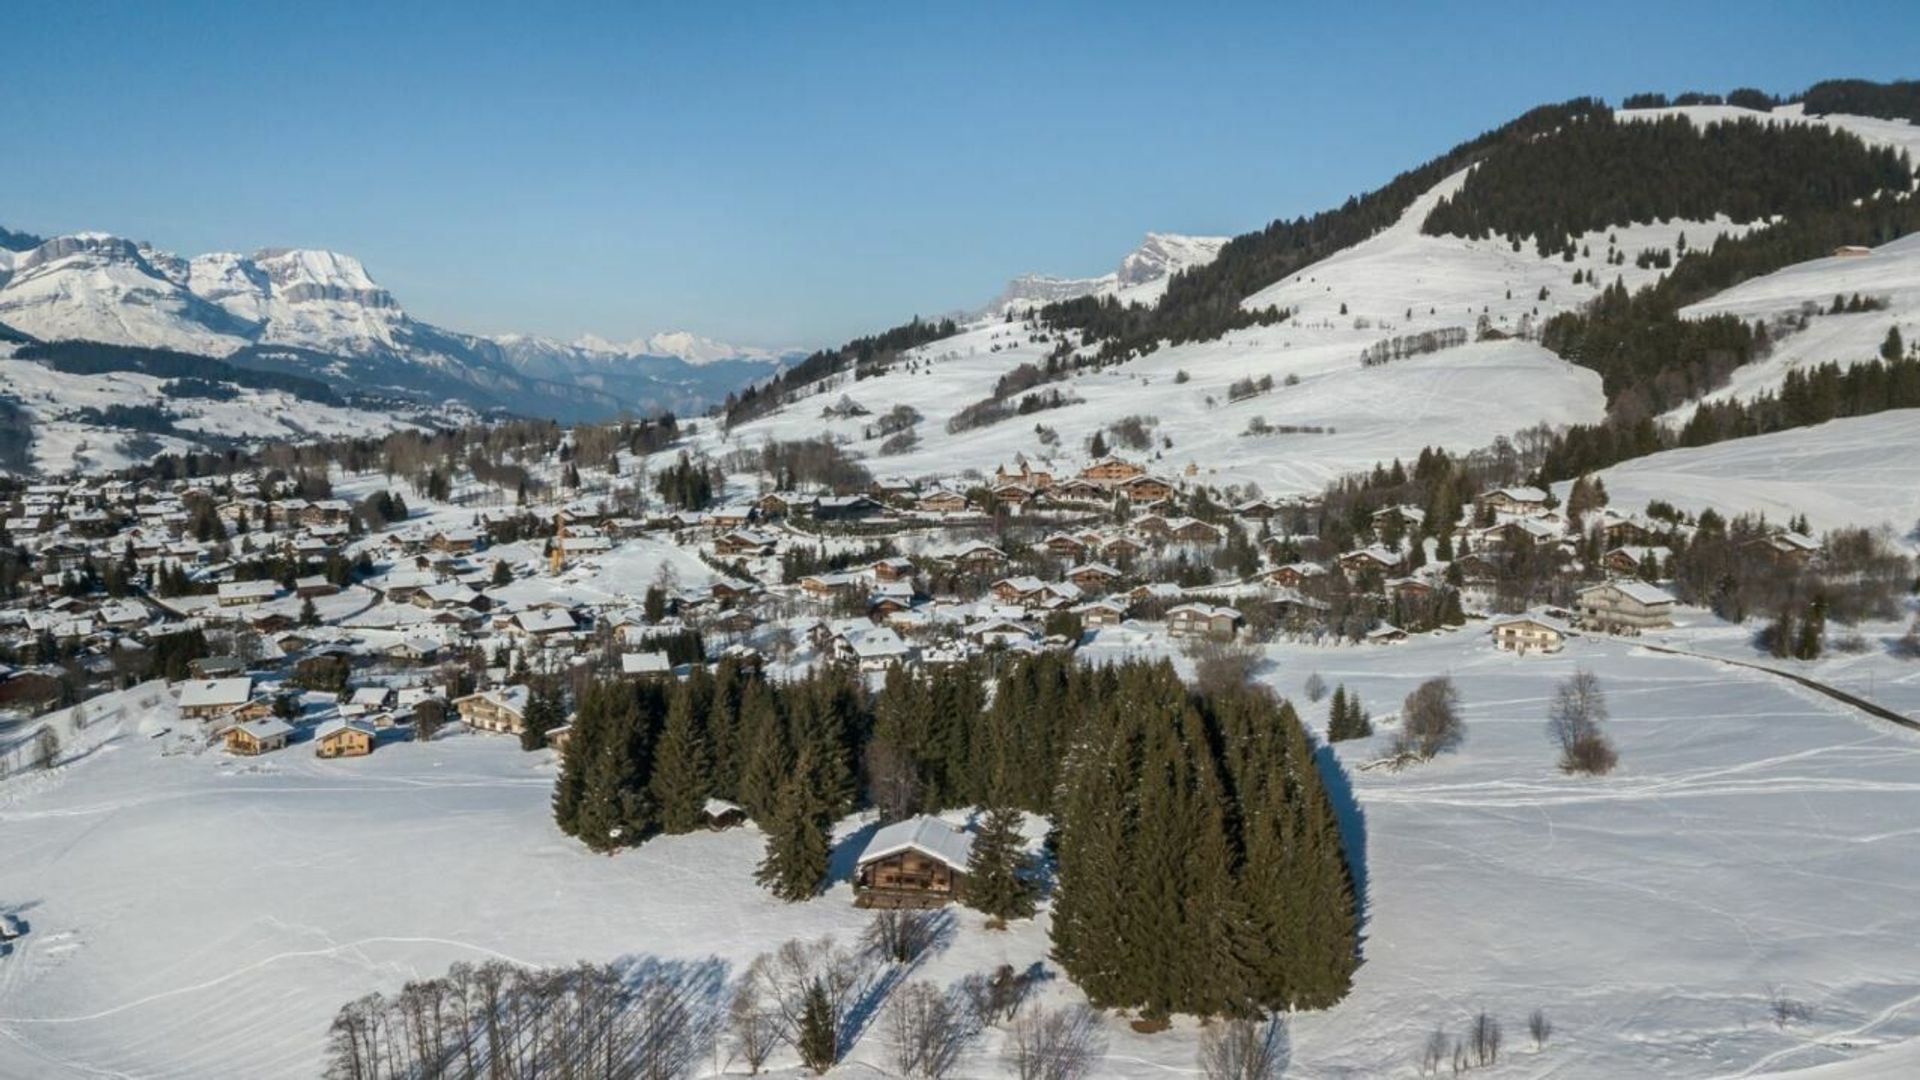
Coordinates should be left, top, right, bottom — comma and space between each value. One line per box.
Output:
224, 716, 293, 756
854, 815, 974, 909
1080, 456, 1145, 485
315, 718, 378, 758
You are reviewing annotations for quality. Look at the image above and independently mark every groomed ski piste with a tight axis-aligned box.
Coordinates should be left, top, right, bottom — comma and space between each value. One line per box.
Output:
5, 616, 1920, 1078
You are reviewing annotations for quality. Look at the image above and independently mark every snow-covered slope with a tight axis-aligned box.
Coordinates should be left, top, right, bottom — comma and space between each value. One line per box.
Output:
0, 230, 784, 422
1579, 408, 1920, 540
982, 232, 1230, 315
1664, 232, 1920, 421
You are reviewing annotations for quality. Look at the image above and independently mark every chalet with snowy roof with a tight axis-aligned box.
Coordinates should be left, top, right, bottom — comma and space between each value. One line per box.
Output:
871, 556, 916, 582
1116, 474, 1176, 504
1366, 624, 1408, 644
1603, 546, 1671, 576
178, 677, 255, 720
714, 529, 778, 557
1167, 603, 1243, 640
1066, 562, 1121, 590
619, 652, 674, 680
813, 494, 886, 522
915, 488, 969, 514
1266, 562, 1327, 590
430, 529, 480, 555
1742, 531, 1820, 567
454, 686, 531, 735
215, 580, 279, 608
1071, 598, 1129, 626
991, 576, 1048, 605
948, 542, 1009, 571
1576, 580, 1675, 633
990, 483, 1035, 508
855, 815, 974, 908
1080, 456, 1145, 486
832, 625, 915, 671
708, 504, 757, 529
223, 715, 293, 756
1476, 486, 1551, 517
507, 607, 578, 642
1100, 535, 1146, 562
994, 461, 1053, 490
703, 798, 749, 830
800, 572, 860, 598
1339, 546, 1404, 576
1490, 613, 1571, 655
315, 717, 378, 758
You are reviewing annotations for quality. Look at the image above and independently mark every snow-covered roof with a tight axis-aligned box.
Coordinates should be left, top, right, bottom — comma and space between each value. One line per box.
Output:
234, 716, 293, 740
620, 652, 672, 675
179, 677, 253, 709
1583, 580, 1676, 606
858, 815, 974, 871
316, 717, 378, 740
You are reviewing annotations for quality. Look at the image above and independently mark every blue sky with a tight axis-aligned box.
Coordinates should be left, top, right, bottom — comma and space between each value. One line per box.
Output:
4, 2, 1915, 349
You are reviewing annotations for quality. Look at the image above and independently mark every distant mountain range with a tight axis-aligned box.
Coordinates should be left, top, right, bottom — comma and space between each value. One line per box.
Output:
0, 228, 802, 422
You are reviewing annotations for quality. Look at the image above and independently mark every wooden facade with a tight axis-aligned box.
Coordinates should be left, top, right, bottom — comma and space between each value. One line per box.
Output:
854, 849, 967, 909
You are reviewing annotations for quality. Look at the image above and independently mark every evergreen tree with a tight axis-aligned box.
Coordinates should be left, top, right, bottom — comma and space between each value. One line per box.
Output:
649, 680, 712, 833
965, 804, 1034, 923
299, 596, 319, 627
755, 751, 831, 902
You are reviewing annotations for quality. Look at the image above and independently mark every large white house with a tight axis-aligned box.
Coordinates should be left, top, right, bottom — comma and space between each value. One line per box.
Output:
1576, 581, 1676, 633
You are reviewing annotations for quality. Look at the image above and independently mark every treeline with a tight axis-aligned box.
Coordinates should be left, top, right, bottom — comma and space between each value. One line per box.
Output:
1802, 78, 1920, 123
1621, 88, 1780, 110
722, 315, 957, 427
1535, 353, 1920, 481
16, 339, 342, 405
549, 653, 1359, 1018
1359, 326, 1469, 367
1040, 98, 1609, 362
1422, 113, 1913, 257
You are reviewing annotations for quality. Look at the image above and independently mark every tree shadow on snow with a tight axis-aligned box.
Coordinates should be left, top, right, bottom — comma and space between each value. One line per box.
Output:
1312, 742, 1370, 957
828, 818, 883, 886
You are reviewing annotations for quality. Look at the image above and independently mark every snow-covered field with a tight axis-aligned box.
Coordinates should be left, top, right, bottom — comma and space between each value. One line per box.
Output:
1579, 409, 1920, 542
6, 628, 1920, 1078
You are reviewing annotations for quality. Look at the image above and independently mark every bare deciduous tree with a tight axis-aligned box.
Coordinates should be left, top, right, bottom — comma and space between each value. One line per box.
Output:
1471, 1011, 1502, 1067
1198, 1015, 1288, 1080
958, 964, 1034, 1028
742, 937, 872, 1073
1304, 672, 1328, 703
1528, 1008, 1552, 1051
1768, 985, 1812, 1029
883, 980, 974, 1079
1002, 1004, 1105, 1080
1420, 1026, 1448, 1076
727, 979, 780, 1075
1548, 669, 1617, 774
862, 741, 921, 822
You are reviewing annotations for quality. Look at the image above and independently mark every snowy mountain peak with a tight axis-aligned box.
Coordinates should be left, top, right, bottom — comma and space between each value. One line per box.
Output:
983, 231, 1231, 314
570, 329, 782, 365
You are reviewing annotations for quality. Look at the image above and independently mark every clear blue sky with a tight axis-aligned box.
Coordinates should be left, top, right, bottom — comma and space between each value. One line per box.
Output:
4, 2, 1915, 350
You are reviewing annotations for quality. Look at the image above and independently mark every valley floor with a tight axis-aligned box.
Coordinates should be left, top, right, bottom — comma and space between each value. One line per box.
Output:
5, 627, 1920, 1078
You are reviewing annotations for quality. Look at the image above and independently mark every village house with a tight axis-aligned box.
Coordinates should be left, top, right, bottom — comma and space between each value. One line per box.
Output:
620, 652, 674, 680
430, 528, 480, 555
1742, 531, 1820, 567
915, 488, 969, 514
854, 815, 974, 908
948, 542, 1009, 572
1071, 598, 1129, 627
314, 717, 378, 758
224, 716, 294, 756
1066, 562, 1121, 590
1490, 613, 1572, 655
714, 529, 778, 557
1167, 602, 1243, 640
1476, 486, 1552, 517
994, 461, 1053, 490
1603, 546, 1672, 576
1117, 474, 1176, 504
800, 572, 860, 599
454, 686, 532, 735
1576, 580, 1676, 633
702, 798, 750, 830
1339, 546, 1404, 576
871, 556, 916, 582
1080, 456, 1146, 486
813, 494, 886, 522
178, 677, 254, 720
215, 580, 280, 607
1266, 562, 1328, 590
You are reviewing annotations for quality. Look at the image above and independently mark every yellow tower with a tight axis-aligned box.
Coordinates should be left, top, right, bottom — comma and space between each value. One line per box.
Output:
550, 510, 568, 576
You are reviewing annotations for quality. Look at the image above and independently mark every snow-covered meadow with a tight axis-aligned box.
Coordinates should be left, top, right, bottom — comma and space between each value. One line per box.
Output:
5, 628, 1920, 1078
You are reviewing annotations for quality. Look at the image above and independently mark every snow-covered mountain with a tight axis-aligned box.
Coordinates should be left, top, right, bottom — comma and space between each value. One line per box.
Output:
0, 229, 790, 422
981, 232, 1230, 315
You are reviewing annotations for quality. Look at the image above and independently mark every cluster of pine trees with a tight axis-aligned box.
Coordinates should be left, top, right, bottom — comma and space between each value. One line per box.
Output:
1326, 685, 1372, 742
1051, 661, 1358, 1017
548, 653, 1360, 1018
1422, 113, 1912, 257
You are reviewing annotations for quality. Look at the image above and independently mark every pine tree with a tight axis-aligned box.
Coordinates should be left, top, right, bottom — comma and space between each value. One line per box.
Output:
755, 754, 831, 902
965, 804, 1033, 923
649, 681, 712, 833
571, 688, 654, 852
299, 596, 319, 627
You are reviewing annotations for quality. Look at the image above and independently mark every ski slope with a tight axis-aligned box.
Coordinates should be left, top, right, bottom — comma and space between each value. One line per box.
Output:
6, 631, 1920, 1078
1581, 409, 1920, 541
